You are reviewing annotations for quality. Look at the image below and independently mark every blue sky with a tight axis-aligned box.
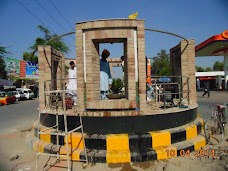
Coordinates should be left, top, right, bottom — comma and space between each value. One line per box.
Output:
1, 0, 228, 73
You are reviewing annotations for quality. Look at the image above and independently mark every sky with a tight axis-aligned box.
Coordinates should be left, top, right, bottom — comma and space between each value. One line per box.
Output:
1, 0, 228, 78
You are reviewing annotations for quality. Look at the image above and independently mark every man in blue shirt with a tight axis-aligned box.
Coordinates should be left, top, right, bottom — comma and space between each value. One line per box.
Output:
100, 49, 112, 100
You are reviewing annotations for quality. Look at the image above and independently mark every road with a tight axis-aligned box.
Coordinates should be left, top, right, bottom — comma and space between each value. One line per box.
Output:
197, 91, 228, 121
0, 91, 227, 171
0, 99, 39, 134
0, 91, 227, 135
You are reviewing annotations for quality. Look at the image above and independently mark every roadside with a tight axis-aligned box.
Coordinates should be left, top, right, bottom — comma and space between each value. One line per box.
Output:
0, 92, 227, 171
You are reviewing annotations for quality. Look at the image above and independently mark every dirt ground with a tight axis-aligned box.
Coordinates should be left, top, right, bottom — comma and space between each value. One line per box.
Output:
0, 124, 227, 171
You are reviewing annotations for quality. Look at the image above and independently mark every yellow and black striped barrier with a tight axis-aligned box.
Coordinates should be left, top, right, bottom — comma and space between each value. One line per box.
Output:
27, 117, 206, 163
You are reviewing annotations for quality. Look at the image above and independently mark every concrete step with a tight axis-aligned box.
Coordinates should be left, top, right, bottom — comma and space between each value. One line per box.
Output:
26, 131, 206, 163
32, 116, 204, 151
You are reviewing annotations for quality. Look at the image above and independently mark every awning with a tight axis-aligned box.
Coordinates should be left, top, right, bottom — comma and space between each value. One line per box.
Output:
0, 78, 14, 86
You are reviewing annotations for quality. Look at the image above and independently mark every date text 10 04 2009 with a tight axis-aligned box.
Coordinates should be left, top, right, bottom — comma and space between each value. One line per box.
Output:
166, 149, 215, 157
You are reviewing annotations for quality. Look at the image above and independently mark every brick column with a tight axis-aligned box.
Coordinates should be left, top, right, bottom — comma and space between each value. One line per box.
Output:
38, 46, 52, 110
180, 39, 197, 105
75, 24, 85, 114
137, 21, 147, 114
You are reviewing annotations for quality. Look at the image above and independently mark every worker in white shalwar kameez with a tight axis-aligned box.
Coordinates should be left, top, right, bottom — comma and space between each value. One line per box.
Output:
67, 61, 77, 105
100, 49, 112, 100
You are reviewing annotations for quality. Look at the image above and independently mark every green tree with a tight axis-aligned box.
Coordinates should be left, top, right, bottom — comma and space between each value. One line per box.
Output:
213, 61, 224, 71
151, 49, 171, 76
196, 66, 205, 72
23, 25, 70, 63
23, 52, 38, 64
0, 46, 8, 79
30, 25, 69, 55
205, 67, 212, 72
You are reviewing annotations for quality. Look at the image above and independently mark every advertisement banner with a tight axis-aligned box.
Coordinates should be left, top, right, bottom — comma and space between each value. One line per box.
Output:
3, 57, 20, 77
26, 61, 38, 79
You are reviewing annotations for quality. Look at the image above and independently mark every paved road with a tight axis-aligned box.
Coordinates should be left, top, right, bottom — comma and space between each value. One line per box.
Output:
197, 91, 228, 121
0, 91, 227, 135
0, 99, 39, 134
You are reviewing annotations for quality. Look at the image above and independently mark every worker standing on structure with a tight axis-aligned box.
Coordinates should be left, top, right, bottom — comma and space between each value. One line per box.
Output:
100, 49, 112, 100
67, 61, 77, 105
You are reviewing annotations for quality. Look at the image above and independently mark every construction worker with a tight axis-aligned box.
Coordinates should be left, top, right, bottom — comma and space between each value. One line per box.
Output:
100, 49, 112, 100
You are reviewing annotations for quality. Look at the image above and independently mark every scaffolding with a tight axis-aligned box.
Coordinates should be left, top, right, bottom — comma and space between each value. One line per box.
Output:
36, 89, 88, 171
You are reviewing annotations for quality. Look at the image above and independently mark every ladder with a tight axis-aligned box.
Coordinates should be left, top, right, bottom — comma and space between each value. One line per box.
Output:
36, 89, 88, 171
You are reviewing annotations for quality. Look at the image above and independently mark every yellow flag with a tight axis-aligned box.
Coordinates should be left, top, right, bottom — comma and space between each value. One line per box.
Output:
128, 12, 138, 19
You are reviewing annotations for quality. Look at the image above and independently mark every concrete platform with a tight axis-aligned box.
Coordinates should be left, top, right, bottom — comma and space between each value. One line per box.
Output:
26, 116, 206, 163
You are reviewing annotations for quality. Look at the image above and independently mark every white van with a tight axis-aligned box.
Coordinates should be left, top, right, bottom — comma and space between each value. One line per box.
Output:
16, 88, 34, 100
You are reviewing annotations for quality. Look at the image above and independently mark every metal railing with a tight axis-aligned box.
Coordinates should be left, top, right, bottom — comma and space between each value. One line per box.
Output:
43, 78, 76, 110
148, 76, 190, 110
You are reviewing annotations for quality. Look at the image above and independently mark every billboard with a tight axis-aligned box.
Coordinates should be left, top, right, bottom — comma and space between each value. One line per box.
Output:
3, 57, 20, 77
26, 61, 38, 79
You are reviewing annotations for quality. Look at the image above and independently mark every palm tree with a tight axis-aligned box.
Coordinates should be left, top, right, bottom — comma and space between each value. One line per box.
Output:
25, 25, 70, 58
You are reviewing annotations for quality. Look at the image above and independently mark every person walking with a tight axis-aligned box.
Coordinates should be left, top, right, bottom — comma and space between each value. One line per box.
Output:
202, 82, 210, 98
100, 49, 112, 100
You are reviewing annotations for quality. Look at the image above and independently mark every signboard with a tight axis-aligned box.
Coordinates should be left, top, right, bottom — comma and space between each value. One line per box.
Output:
26, 61, 38, 79
3, 57, 20, 77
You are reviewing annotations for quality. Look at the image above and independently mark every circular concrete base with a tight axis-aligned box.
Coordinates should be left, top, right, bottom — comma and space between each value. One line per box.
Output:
40, 107, 197, 134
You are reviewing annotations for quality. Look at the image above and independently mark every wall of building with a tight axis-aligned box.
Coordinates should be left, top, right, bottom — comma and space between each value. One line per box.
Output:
170, 39, 197, 105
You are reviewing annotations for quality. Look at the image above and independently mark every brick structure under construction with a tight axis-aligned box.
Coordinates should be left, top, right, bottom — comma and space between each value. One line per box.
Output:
27, 19, 206, 163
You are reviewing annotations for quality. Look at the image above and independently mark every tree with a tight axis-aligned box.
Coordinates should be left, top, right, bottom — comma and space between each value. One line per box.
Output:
196, 66, 205, 72
23, 52, 38, 64
213, 61, 224, 71
0, 46, 8, 79
23, 25, 70, 63
30, 25, 69, 55
151, 49, 171, 76
205, 67, 212, 72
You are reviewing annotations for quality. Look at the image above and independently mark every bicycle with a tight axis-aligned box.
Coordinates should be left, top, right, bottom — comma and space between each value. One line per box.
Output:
204, 104, 227, 145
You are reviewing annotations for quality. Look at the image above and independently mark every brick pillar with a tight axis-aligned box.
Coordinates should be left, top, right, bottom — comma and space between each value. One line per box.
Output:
170, 40, 197, 105
137, 21, 147, 114
75, 24, 85, 114
38, 46, 52, 110
180, 39, 197, 105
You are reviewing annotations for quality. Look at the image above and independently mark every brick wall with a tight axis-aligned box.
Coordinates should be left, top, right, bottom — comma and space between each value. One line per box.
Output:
76, 19, 146, 116
38, 46, 65, 110
170, 39, 197, 105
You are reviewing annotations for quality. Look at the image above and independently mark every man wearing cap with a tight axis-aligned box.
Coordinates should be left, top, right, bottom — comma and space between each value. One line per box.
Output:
100, 49, 112, 100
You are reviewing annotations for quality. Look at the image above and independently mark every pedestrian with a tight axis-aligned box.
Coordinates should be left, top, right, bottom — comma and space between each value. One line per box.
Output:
100, 49, 112, 100
202, 82, 210, 98
67, 61, 77, 105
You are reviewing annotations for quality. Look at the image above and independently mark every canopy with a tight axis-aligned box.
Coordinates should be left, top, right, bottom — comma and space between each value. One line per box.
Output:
195, 30, 228, 56
0, 78, 14, 86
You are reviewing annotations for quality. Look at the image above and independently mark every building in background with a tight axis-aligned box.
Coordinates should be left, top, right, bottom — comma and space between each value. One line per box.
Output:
196, 71, 224, 90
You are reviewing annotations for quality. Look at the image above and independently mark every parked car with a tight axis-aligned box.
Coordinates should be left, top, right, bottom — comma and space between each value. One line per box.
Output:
16, 88, 34, 100
13, 90, 26, 101
0, 91, 16, 105
0, 92, 7, 105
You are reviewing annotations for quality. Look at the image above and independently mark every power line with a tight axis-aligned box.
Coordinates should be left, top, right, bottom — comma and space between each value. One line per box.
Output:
48, 0, 75, 31
34, 0, 74, 39
16, 0, 56, 35
16, 0, 75, 53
